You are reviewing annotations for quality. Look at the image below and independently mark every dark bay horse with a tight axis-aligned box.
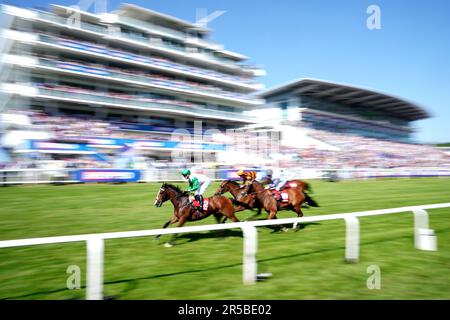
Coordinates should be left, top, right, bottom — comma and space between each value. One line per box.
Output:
154, 183, 239, 245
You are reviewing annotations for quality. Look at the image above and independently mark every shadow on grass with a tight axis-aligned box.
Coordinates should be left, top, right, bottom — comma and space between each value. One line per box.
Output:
176, 229, 243, 243
162, 222, 322, 243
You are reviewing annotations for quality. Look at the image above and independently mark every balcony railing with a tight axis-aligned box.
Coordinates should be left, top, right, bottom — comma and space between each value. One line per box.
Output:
36, 87, 256, 123
118, 16, 187, 41
37, 58, 261, 104
33, 10, 248, 72
36, 11, 107, 34
37, 33, 257, 87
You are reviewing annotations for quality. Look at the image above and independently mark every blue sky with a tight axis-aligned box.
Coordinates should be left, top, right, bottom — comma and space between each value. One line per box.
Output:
3, 0, 450, 143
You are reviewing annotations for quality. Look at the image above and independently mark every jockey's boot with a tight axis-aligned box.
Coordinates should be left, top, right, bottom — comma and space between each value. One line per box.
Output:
195, 194, 204, 211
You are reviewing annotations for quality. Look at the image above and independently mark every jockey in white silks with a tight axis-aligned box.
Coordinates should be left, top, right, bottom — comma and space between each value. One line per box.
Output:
263, 168, 289, 191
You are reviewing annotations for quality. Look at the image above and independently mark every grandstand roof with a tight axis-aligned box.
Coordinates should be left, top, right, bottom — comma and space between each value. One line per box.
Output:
259, 78, 430, 121
114, 3, 211, 33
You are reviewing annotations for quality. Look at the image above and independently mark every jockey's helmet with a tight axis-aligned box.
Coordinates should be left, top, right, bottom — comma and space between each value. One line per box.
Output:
266, 169, 273, 176
237, 169, 245, 176
181, 169, 191, 176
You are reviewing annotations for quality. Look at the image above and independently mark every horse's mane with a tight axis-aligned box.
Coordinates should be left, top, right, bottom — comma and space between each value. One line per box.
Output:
163, 183, 188, 196
226, 180, 240, 187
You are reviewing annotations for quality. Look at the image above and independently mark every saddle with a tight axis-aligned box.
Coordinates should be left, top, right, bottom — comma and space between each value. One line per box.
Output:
271, 189, 289, 203
189, 196, 209, 212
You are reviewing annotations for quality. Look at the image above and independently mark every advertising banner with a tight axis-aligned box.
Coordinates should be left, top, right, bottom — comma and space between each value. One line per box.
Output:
73, 169, 141, 182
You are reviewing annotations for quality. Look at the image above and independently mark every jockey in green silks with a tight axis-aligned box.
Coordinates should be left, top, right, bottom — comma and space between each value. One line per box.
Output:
181, 169, 211, 210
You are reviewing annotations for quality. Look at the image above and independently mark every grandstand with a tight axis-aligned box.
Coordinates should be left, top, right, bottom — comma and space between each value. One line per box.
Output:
0, 3, 265, 167
0, 4, 448, 173
256, 78, 429, 142
237, 78, 448, 169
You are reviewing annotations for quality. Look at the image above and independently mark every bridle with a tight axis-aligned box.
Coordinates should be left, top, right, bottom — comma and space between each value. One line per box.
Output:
155, 186, 190, 208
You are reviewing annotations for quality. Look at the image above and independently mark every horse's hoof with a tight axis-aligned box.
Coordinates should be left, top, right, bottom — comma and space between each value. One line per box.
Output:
164, 242, 173, 248
281, 227, 289, 232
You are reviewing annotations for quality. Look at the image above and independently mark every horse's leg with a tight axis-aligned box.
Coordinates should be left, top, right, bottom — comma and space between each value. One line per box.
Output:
257, 207, 262, 216
164, 215, 188, 247
155, 215, 178, 240
214, 213, 228, 225
292, 204, 304, 230
247, 206, 262, 221
221, 201, 240, 223
267, 210, 287, 232
211, 212, 229, 238
213, 213, 221, 224
267, 201, 289, 232
267, 200, 278, 220
234, 205, 247, 212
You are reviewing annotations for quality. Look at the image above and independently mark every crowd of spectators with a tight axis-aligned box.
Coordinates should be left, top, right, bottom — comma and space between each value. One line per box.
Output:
17, 109, 217, 142
296, 129, 450, 168
36, 82, 197, 109
2, 110, 449, 170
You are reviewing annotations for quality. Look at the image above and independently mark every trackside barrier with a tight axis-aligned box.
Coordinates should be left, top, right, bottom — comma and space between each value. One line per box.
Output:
0, 202, 449, 300
1, 167, 450, 185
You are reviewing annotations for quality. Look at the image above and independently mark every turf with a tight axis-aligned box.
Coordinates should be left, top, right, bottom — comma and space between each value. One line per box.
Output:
0, 177, 449, 300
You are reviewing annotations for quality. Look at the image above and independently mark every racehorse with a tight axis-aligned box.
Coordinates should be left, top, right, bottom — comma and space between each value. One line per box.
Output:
215, 179, 319, 221
258, 177, 318, 208
154, 183, 239, 245
245, 180, 319, 229
259, 176, 313, 194
214, 180, 258, 212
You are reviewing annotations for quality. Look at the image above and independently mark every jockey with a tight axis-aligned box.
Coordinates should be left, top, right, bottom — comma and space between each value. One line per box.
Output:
236, 169, 257, 187
181, 169, 210, 210
262, 168, 288, 191
274, 168, 288, 191
260, 169, 275, 187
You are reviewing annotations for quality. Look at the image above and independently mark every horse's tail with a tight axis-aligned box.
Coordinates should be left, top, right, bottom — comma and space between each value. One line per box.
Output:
303, 181, 312, 194
304, 192, 319, 207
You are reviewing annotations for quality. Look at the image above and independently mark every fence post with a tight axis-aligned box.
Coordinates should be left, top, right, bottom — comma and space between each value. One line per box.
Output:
413, 209, 437, 251
241, 225, 258, 285
344, 216, 360, 263
86, 236, 104, 300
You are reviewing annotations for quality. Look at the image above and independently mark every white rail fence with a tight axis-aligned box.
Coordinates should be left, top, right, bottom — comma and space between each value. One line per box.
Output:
1, 167, 450, 185
0, 202, 449, 300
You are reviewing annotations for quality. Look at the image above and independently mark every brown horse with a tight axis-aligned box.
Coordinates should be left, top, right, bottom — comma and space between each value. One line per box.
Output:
258, 177, 318, 207
244, 180, 319, 229
216, 180, 318, 220
215, 180, 258, 211
215, 180, 263, 221
154, 183, 239, 245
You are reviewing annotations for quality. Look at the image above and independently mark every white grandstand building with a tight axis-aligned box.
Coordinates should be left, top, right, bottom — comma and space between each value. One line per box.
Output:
0, 3, 266, 164
0, 3, 448, 174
